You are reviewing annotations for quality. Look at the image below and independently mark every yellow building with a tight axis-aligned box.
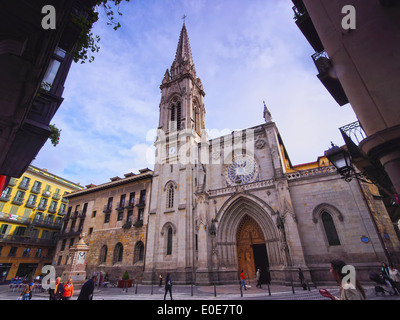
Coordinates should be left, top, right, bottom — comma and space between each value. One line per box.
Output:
0, 165, 82, 283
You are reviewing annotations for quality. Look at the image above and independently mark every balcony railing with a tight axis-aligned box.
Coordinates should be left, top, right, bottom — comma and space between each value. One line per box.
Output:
0, 234, 57, 246
311, 51, 349, 106
12, 196, 24, 205
103, 204, 112, 213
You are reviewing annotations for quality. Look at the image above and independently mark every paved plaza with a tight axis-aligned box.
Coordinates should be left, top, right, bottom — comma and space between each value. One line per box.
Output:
0, 282, 399, 301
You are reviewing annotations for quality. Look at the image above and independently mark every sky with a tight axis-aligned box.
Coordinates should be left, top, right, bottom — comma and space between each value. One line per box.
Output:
32, 0, 358, 187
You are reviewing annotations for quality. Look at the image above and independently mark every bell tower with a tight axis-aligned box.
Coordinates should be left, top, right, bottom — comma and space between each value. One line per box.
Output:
143, 23, 206, 284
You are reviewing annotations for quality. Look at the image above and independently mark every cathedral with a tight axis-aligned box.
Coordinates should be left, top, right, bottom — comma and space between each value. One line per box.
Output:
54, 23, 400, 287
141, 23, 400, 285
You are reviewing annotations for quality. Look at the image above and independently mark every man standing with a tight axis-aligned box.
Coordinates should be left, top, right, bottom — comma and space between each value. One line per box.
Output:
78, 275, 98, 300
49, 277, 63, 300
256, 269, 261, 288
163, 273, 173, 300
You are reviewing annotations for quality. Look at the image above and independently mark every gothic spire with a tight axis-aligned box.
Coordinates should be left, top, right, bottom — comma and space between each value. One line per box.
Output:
170, 23, 197, 79
263, 101, 272, 123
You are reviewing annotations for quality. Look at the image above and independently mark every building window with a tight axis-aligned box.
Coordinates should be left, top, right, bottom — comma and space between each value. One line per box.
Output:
92, 211, 96, 218
113, 243, 123, 264
104, 213, 110, 223
134, 241, 144, 263
60, 239, 66, 251
167, 184, 174, 208
99, 245, 108, 264
167, 227, 173, 255
321, 211, 340, 246
139, 190, 146, 204
138, 208, 144, 222
128, 192, 135, 207
22, 248, 30, 257
8, 247, 17, 257
127, 210, 133, 223
57, 256, 62, 265
117, 211, 124, 221
35, 249, 42, 258
42, 47, 66, 89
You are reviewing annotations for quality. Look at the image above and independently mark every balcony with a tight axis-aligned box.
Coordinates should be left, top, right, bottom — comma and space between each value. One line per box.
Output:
0, 192, 11, 202
48, 205, 58, 214
0, 212, 31, 225
18, 182, 30, 191
312, 51, 349, 106
31, 217, 62, 230
115, 202, 125, 211
25, 199, 37, 209
37, 203, 48, 211
292, 2, 324, 52
12, 196, 24, 205
31, 185, 41, 194
0, 234, 57, 246
52, 193, 61, 200
103, 204, 112, 213
42, 190, 51, 198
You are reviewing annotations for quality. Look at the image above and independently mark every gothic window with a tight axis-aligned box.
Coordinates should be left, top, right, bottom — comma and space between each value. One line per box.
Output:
321, 212, 340, 246
134, 241, 144, 263
167, 227, 173, 255
176, 103, 181, 130
113, 242, 123, 264
194, 107, 200, 133
99, 245, 108, 263
170, 105, 176, 131
167, 184, 174, 208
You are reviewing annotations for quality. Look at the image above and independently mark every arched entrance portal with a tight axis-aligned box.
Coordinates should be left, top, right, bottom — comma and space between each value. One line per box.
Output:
236, 215, 270, 284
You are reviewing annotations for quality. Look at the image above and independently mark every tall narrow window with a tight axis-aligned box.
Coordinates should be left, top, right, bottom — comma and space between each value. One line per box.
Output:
167, 227, 173, 255
177, 103, 181, 130
170, 106, 176, 131
99, 245, 108, 263
167, 184, 174, 208
321, 212, 340, 246
113, 243, 123, 264
134, 241, 144, 263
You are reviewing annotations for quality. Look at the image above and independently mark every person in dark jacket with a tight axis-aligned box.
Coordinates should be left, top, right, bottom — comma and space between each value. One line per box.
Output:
49, 277, 64, 300
77, 275, 97, 300
163, 273, 173, 300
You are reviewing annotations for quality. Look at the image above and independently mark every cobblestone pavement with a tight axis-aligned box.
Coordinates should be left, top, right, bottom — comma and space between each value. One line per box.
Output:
0, 283, 399, 301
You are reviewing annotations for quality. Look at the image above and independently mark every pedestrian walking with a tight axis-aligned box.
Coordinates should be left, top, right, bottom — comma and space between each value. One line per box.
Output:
389, 265, 400, 295
20, 283, 31, 300
49, 277, 64, 300
319, 259, 366, 300
256, 269, 261, 288
62, 278, 74, 300
240, 270, 247, 291
159, 274, 163, 287
78, 275, 98, 300
298, 268, 307, 290
164, 273, 173, 300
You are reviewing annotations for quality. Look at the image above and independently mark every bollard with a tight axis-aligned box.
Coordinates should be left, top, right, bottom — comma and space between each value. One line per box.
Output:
135, 283, 138, 294
267, 283, 271, 296
291, 281, 295, 294
214, 284, 217, 297
240, 285, 243, 297
191, 283, 193, 296
151, 284, 153, 295
307, 281, 311, 292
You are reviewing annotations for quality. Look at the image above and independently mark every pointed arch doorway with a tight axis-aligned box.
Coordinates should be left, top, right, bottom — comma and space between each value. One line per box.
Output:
236, 215, 271, 284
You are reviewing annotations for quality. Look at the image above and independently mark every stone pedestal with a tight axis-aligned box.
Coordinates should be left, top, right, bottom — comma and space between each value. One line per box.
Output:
61, 236, 90, 287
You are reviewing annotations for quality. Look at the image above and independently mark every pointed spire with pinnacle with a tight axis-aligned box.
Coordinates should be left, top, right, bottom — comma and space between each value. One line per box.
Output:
170, 22, 197, 79
263, 101, 272, 123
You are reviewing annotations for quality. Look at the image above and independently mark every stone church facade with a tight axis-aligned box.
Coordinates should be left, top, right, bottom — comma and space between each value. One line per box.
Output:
142, 23, 400, 286
54, 24, 400, 286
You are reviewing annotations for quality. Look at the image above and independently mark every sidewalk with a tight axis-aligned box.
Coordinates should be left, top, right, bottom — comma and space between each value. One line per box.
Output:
0, 282, 397, 300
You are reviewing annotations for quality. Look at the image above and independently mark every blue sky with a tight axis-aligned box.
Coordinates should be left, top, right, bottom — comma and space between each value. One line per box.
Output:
32, 0, 358, 186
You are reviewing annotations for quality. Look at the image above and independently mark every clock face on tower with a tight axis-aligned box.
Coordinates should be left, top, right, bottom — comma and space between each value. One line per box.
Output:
226, 154, 259, 186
